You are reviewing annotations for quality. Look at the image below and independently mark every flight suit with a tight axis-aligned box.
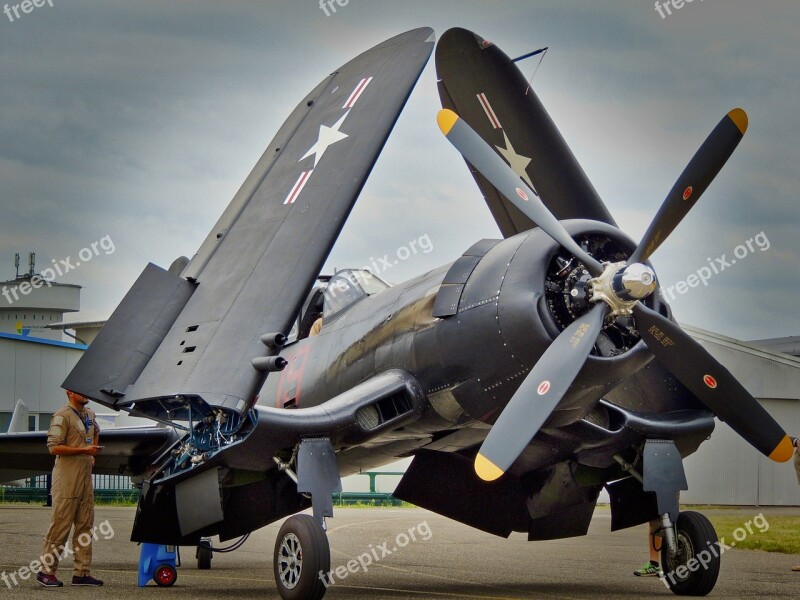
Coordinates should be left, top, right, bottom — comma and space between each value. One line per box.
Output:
39, 404, 99, 577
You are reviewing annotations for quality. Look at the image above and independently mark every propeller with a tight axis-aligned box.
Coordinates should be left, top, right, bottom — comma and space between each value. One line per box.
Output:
632, 304, 794, 462
476, 303, 608, 481
437, 107, 794, 481
628, 109, 749, 265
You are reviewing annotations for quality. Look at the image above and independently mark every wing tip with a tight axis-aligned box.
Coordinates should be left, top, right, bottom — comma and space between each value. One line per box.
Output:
727, 108, 748, 135
474, 453, 504, 481
768, 435, 794, 463
437, 109, 459, 135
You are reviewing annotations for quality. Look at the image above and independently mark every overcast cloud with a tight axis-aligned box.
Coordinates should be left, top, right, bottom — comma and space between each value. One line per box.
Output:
1, 0, 798, 341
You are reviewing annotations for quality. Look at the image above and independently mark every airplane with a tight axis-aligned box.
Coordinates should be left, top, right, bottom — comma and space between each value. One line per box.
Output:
1, 26, 794, 600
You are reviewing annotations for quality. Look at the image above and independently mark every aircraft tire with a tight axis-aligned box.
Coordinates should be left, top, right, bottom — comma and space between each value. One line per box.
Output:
661, 511, 720, 596
273, 514, 330, 600
197, 539, 213, 570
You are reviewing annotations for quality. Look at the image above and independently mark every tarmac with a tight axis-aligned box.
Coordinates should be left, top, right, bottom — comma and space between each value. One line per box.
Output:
0, 505, 798, 599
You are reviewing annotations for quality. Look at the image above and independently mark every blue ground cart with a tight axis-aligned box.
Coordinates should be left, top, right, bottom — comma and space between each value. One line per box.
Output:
138, 543, 178, 587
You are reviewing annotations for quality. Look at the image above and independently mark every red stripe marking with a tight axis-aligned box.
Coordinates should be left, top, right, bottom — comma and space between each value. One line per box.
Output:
477, 93, 502, 129
284, 170, 313, 205
343, 77, 373, 109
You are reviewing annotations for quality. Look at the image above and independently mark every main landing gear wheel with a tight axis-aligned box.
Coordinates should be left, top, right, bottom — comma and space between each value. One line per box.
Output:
197, 538, 213, 570
273, 514, 330, 600
154, 564, 177, 587
661, 511, 720, 596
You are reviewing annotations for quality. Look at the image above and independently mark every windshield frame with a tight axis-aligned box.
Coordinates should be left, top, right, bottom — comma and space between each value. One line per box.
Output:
322, 269, 390, 319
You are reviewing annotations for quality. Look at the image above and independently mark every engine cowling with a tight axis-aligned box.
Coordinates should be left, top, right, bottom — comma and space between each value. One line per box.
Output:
438, 220, 670, 428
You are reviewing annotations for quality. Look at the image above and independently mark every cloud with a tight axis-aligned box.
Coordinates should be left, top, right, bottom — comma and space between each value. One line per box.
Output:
0, 0, 797, 340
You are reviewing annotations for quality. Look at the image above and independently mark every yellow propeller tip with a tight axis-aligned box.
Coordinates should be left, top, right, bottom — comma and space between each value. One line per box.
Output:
474, 453, 504, 482
727, 108, 748, 135
769, 435, 795, 463
437, 109, 459, 135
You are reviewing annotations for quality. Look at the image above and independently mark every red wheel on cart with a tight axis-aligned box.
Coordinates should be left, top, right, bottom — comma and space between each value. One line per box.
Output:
154, 564, 177, 587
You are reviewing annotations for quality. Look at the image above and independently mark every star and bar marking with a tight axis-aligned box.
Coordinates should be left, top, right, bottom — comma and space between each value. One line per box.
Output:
283, 77, 373, 205
476, 92, 538, 196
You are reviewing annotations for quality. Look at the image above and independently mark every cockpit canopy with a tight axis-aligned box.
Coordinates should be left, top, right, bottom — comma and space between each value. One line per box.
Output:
323, 269, 390, 318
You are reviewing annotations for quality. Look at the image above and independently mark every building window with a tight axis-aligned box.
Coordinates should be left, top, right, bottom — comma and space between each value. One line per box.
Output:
0, 412, 11, 434
39, 413, 52, 431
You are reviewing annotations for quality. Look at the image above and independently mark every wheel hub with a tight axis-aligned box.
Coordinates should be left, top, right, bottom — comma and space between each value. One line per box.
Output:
278, 532, 303, 590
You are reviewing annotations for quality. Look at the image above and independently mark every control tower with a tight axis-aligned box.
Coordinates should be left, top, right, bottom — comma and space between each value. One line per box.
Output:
0, 253, 81, 341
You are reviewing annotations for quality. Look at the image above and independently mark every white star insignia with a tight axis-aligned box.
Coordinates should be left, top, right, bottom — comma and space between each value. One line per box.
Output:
301, 111, 350, 167
495, 131, 536, 192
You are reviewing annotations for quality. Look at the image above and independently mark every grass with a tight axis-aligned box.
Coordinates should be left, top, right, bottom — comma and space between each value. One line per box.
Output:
333, 501, 414, 508
705, 514, 800, 554
0, 493, 139, 506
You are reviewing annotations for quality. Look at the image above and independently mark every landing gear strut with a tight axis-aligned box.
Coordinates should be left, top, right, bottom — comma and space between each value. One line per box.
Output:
661, 511, 720, 596
639, 440, 720, 595
273, 514, 330, 600
273, 438, 339, 600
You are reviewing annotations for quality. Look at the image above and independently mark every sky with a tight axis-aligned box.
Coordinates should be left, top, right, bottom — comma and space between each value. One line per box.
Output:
1, 0, 798, 341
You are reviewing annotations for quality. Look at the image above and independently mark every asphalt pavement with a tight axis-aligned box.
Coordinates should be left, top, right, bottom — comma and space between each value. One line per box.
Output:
0, 505, 798, 599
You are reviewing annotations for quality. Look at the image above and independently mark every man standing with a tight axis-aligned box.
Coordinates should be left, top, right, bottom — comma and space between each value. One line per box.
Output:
36, 390, 103, 587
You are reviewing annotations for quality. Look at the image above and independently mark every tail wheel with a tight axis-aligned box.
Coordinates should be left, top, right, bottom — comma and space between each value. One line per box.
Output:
661, 511, 720, 596
197, 539, 213, 570
154, 564, 177, 587
273, 514, 330, 600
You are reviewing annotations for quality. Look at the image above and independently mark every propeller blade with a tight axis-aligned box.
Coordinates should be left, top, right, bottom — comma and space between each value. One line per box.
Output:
438, 109, 604, 277
629, 109, 748, 265
475, 303, 608, 481
633, 303, 794, 462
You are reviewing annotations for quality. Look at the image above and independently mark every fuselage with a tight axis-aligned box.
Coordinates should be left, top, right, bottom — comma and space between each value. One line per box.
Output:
259, 220, 699, 477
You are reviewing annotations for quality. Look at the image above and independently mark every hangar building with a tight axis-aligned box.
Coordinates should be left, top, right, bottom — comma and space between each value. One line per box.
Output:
0, 255, 797, 504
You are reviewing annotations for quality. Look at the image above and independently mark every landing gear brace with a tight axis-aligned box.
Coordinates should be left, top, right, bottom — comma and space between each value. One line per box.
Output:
273, 438, 340, 600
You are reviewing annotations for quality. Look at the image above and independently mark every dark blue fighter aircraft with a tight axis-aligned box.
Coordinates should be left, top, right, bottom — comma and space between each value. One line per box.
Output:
1, 27, 794, 600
